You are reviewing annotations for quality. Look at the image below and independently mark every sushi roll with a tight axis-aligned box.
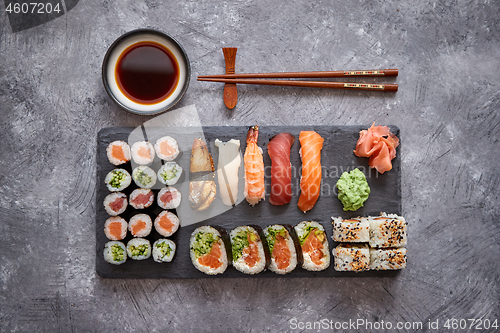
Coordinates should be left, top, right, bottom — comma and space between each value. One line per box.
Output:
152, 239, 176, 263
105, 169, 131, 192
333, 243, 370, 272
103, 241, 127, 265
369, 247, 407, 270
154, 211, 180, 237
131, 141, 155, 165
157, 162, 183, 185
263, 225, 298, 275
126, 238, 151, 260
104, 216, 127, 240
369, 213, 407, 248
132, 166, 157, 189
190, 226, 229, 275
103, 192, 127, 216
129, 188, 154, 209
157, 186, 181, 209
155, 136, 180, 161
106, 140, 131, 166
230, 226, 268, 275
128, 214, 152, 238
294, 221, 330, 271
332, 217, 370, 243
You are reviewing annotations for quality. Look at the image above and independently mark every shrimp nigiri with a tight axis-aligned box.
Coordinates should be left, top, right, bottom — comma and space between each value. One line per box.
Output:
297, 131, 324, 213
244, 126, 265, 206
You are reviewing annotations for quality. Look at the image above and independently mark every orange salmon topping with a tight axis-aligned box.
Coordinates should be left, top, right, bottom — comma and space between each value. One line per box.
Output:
131, 220, 146, 235
137, 146, 150, 159
111, 145, 127, 162
160, 140, 175, 156
108, 222, 123, 239
198, 242, 222, 269
243, 233, 259, 268
272, 235, 291, 269
302, 229, 324, 265
158, 214, 173, 233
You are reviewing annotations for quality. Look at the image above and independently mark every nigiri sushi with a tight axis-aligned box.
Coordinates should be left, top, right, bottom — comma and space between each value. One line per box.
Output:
267, 132, 295, 205
244, 126, 265, 206
353, 123, 399, 174
215, 139, 241, 206
297, 131, 324, 213
189, 138, 217, 211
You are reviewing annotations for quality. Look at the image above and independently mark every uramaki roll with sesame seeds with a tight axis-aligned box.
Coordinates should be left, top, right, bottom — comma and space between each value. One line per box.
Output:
369, 213, 407, 248
332, 217, 370, 243
369, 247, 407, 270
333, 243, 370, 272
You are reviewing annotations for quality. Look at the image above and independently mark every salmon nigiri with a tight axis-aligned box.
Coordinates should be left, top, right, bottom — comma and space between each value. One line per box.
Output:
267, 132, 295, 205
297, 131, 324, 213
244, 126, 265, 206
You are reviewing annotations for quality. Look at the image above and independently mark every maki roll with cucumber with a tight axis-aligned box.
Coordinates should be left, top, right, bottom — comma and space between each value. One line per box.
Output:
105, 169, 131, 192
126, 238, 151, 260
294, 221, 330, 271
103, 241, 127, 265
157, 162, 183, 185
132, 166, 157, 189
190, 226, 230, 275
263, 225, 300, 275
230, 226, 269, 275
153, 239, 176, 263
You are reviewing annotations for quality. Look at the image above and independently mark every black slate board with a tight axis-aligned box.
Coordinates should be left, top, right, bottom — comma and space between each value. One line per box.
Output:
96, 126, 401, 278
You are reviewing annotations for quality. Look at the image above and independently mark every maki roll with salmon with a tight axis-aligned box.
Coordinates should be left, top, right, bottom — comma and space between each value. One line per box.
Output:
103, 192, 127, 216
126, 238, 151, 260
158, 162, 183, 185
106, 141, 131, 166
157, 186, 181, 209
294, 221, 330, 271
104, 216, 127, 240
230, 226, 269, 275
263, 225, 299, 274
103, 241, 127, 265
128, 214, 152, 238
105, 169, 131, 192
155, 136, 180, 161
131, 141, 155, 165
153, 239, 176, 263
129, 188, 154, 209
190, 226, 230, 275
132, 166, 157, 189
154, 211, 180, 237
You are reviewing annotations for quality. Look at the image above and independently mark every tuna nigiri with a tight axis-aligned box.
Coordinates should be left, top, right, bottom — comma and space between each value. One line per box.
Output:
353, 123, 399, 174
297, 131, 324, 213
244, 126, 265, 206
267, 132, 295, 205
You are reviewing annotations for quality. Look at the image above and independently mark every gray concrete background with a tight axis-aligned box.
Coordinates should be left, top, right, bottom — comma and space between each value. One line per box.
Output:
0, 0, 499, 332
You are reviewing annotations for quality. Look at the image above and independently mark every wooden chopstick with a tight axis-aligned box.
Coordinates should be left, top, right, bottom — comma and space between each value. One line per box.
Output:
197, 77, 398, 92
198, 69, 398, 79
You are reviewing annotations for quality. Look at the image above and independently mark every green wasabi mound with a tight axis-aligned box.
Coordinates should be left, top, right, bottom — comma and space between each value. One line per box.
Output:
336, 168, 370, 211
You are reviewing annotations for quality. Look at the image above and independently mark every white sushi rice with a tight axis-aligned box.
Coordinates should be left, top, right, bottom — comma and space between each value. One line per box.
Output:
105, 169, 131, 192
104, 216, 128, 240
128, 214, 152, 237
106, 140, 131, 166
333, 243, 370, 272
264, 225, 297, 275
103, 192, 128, 216
369, 213, 407, 248
157, 162, 183, 185
126, 238, 151, 260
131, 141, 155, 165
154, 136, 180, 161
190, 226, 228, 275
230, 226, 267, 275
152, 239, 176, 263
132, 166, 157, 189
369, 247, 407, 270
331, 216, 370, 242
294, 221, 330, 271
129, 188, 154, 209
157, 186, 182, 209
103, 241, 127, 265
154, 211, 180, 237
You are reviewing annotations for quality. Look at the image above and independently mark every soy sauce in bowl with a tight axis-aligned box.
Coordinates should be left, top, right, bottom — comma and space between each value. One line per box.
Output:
116, 41, 179, 105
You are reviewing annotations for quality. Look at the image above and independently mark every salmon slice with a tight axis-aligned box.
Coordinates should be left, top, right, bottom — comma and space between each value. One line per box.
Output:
157, 214, 174, 233
272, 235, 291, 269
131, 220, 146, 235
297, 131, 324, 213
111, 145, 127, 163
138, 146, 151, 159
198, 242, 223, 269
243, 233, 260, 267
160, 140, 175, 156
108, 222, 123, 240
267, 132, 295, 206
302, 229, 324, 265
109, 198, 125, 212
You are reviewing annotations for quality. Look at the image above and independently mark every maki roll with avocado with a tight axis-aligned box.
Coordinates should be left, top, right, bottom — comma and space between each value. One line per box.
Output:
263, 225, 299, 275
103, 241, 127, 265
294, 221, 330, 271
332, 217, 370, 243
126, 238, 151, 260
153, 239, 176, 263
157, 162, 183, 185
132, 166, 157, 189
105, 169, 131, 192
190, 226, 230, 275
230, 226, 269, 275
